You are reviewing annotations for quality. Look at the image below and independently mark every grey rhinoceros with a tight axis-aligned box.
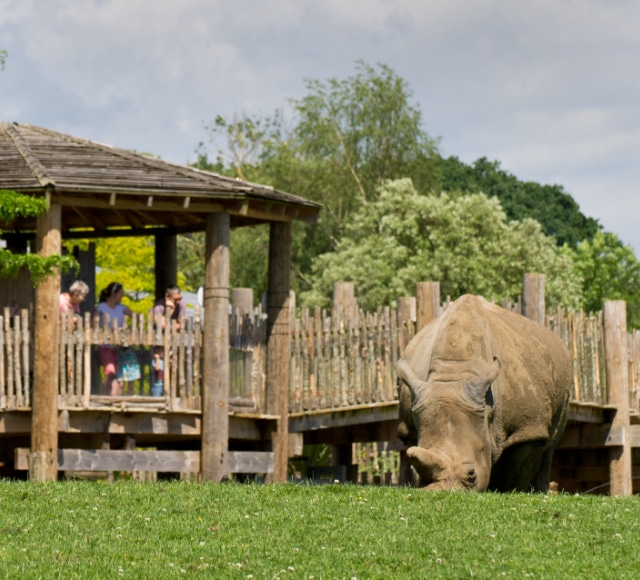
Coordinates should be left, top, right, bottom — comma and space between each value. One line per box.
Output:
396, 294, 571, 492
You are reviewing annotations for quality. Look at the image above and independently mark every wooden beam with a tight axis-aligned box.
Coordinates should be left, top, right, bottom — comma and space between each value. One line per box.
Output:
154, 233, 178, 302
31, 201, 61, 481
201, 212, 230, 481
415, 281, 440, 331
522, 273, 545, 325
49, 193, 224, 213
266, 221, 292, 482
604, 300, 632, 495
14, 449, 274, 474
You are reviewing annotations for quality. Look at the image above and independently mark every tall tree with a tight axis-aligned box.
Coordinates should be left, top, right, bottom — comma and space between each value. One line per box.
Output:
439, 156, 600, 246
302, 179, 582, 311
200, 61, 441, 292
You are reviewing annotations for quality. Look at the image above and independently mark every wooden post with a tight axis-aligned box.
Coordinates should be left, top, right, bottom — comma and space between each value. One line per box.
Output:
266, 221, 292, 482
415, 282, 440, 332
396, 297, 415, 326
604, 300, 632, 496
522, 273, 545, 325
231, 288, 254, 315
332, 282, 356, 317
30, 202, 61, 481
154, 233, 178, 302
201, 213, 230, 482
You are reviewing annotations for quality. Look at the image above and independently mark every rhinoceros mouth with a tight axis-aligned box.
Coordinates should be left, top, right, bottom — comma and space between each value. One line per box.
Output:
407, 446, 478, 491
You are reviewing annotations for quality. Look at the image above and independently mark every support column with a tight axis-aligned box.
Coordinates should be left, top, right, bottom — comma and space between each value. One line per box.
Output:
604, 300, 632, 496
201, 213, 230, 482
231, 288, 254, 316
522, 273, 545, 325
415, 281, 440, 332
30, 202, 61, 481
266, 221, 292, 482
154, 233, 178, 301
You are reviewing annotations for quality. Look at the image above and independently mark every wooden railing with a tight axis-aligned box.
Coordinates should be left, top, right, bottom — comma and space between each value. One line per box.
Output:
1, 302, 639, 415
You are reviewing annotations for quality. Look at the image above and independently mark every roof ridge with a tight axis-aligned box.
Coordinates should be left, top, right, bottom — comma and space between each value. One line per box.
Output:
5, 123, 56, 188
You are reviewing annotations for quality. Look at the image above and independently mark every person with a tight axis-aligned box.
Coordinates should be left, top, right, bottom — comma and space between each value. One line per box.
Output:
93, 282, 140, 396
151, 345, 165, 397
153, 285, 186, 329
60, 280, 90, 317
150, 286, 186, 397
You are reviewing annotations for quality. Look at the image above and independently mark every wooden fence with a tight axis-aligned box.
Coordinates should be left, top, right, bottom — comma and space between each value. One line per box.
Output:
1, 302, 639, 415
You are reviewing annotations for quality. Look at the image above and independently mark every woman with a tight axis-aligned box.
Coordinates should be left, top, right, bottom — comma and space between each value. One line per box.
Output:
59, 280, 90, 316
93, 282, 139, 396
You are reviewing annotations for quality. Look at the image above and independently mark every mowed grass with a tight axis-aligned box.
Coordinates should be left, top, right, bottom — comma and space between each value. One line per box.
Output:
0, 481, 639, 579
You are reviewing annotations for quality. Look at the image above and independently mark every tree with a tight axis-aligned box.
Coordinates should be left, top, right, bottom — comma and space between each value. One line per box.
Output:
438, 156, 600, 246
0, 190, 77, 283
572, 231, 640, 328
200, 61, 441, 292
301, 179, 582, 311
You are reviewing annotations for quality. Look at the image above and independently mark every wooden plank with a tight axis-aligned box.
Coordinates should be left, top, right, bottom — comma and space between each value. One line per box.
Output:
415, 281, 440, 331
522, 273, 545, 325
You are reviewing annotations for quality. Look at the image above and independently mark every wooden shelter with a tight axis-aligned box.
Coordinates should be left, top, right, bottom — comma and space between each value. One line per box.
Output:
0, 121, 320, 481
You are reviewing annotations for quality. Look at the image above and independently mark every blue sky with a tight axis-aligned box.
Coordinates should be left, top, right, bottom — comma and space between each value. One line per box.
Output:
2, 1, 639, 251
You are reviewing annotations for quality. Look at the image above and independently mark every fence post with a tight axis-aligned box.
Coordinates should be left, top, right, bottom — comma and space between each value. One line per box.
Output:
231, 288, 253, 315
522, 274, 545, 325
396, 297, 416, 326
604, 300, 632, 496
415, 282, 440, 332
333, 282, 357, 318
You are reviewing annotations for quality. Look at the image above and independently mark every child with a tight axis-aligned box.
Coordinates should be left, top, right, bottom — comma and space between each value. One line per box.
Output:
151, 345, 164, 397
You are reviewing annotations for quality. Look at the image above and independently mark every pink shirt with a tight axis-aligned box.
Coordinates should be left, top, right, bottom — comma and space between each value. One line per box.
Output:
60, 293, 80, 315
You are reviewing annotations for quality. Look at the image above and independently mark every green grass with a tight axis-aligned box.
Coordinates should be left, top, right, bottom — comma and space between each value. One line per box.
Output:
0, 481, 639, 579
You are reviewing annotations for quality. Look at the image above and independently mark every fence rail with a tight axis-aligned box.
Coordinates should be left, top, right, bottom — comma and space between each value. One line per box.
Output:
1, 301, 639, 415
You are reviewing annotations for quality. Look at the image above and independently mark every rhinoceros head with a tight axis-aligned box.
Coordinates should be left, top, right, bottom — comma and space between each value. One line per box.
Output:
397, 357, 500, 491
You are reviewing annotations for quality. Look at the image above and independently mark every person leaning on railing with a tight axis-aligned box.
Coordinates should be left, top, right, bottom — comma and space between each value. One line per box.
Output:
59, 280, 89, 317
93, 282, 140, 397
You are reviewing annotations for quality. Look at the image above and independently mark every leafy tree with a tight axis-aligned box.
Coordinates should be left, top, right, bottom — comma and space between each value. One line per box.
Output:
0, 49, 6, 71
302, 179, 582, 311
0, 190, 77, 282
201, 61, 441, 292
68, 236, 162, 314
438, 156, 600, 246
572, 231, 640, 328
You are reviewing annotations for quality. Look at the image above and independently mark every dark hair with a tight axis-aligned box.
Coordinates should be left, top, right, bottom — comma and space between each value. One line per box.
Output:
99, 282, 123, 303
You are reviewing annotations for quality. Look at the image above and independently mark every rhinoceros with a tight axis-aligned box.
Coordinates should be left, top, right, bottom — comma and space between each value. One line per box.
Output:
396, 294, 571, 492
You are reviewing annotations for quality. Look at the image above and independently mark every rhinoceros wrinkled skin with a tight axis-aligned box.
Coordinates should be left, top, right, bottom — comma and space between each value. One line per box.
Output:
396, 294, 571, 492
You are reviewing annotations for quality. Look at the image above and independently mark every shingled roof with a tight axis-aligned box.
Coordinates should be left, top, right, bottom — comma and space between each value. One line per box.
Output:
0, 121, 320, 236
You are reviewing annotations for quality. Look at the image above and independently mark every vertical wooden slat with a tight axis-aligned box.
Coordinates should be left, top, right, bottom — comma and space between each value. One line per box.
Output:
415, 281, 440, 331
0, 314, 5, 409
13, 314, 22, 407
21, 309, 29, 407
6, 309, 14, 408
83, 312, 92, 408
522, 273, 545, 325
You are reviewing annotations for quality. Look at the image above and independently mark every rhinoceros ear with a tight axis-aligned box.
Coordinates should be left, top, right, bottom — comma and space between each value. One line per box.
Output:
464, 357, 500, 406
396, 358, 429, 405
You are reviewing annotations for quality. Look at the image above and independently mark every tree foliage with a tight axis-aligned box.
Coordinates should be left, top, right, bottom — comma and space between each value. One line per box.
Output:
573, 231, 640, 328
0, 190, 77, 283
201, 61, 441, 291
438, 157, 600, 246
302, 179, 582, 311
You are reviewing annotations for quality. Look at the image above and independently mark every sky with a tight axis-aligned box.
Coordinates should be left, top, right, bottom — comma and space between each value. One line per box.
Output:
1, 1, 639, 251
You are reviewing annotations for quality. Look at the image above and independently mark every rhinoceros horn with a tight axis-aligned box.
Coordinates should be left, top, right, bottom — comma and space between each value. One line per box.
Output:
464, 357, 500, 406
396, 358, 430, 404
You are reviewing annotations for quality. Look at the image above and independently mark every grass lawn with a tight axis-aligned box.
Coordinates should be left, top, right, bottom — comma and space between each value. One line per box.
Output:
0, 480, 638, 579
